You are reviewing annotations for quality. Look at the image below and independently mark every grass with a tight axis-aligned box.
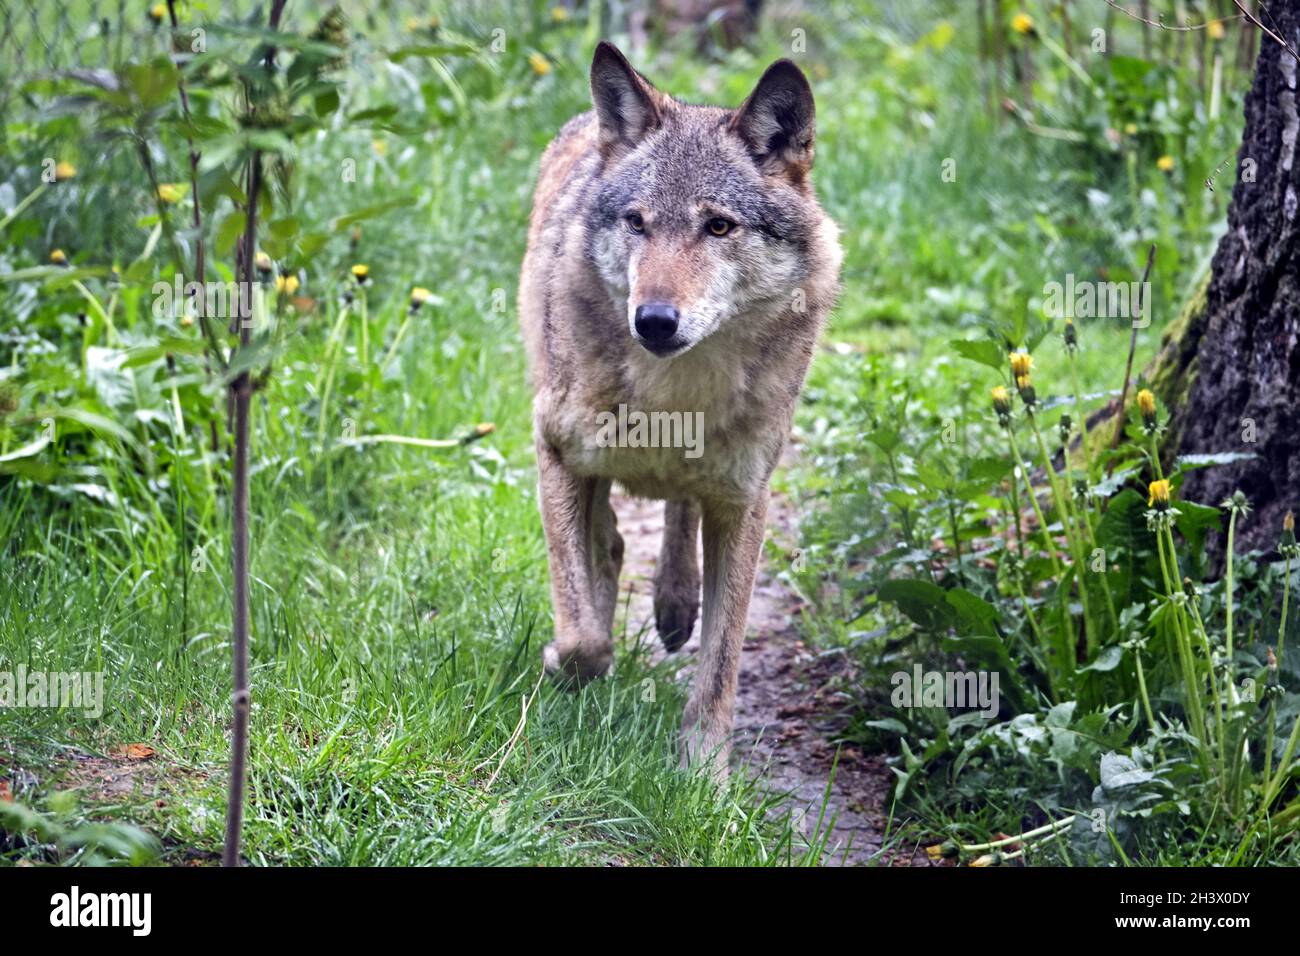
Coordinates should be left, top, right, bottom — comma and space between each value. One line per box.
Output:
3, 3, 826, 866
1, 0, 1289, 867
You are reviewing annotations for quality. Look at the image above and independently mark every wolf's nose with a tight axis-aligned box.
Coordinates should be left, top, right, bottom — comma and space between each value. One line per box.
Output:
634, 303, 679, 343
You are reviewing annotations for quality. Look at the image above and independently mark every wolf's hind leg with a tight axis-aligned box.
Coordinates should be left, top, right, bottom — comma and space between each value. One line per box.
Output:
654, 499, 700, 652
536, 441, 614, 684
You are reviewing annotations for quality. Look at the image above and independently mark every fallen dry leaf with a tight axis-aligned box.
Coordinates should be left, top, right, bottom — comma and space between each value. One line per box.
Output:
124, 744, 156, 760
0, 779, 11, 802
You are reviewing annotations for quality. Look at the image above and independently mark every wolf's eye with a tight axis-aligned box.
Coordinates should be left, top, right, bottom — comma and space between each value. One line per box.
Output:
706, 217, 735, 237
625, 212, 645, 234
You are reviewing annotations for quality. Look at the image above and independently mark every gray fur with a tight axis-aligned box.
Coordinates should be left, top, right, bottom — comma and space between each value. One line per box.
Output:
519, 42, 842, 779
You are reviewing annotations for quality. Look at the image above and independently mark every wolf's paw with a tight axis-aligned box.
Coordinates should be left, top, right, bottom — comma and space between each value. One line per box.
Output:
542, 639, 612, 687
654, 594, 698, 652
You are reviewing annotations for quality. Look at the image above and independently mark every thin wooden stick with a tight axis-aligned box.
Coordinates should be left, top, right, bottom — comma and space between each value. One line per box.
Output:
223, 0, 287, 870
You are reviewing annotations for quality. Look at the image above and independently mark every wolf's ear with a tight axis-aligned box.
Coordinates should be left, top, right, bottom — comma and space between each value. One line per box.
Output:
591, 41, 663, 154
730, 60, 816, 183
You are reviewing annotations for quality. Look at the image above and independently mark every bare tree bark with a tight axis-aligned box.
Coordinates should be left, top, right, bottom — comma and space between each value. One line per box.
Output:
1171, 0, 1300, 556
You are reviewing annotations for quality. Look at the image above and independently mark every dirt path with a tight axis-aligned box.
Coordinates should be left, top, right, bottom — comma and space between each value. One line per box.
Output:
611, 487, 931, 866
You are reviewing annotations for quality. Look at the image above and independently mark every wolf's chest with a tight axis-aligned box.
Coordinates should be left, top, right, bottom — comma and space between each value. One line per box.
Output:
547, 390, 777, 505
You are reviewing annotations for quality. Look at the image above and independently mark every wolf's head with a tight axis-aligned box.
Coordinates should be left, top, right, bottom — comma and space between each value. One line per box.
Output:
583, 42, 821, 358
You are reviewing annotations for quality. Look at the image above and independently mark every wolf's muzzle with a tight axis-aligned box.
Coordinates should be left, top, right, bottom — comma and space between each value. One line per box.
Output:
633, 302, 681, 355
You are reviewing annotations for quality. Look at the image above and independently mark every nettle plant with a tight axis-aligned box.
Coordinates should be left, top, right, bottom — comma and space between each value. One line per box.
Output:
858, 310, 1300, 861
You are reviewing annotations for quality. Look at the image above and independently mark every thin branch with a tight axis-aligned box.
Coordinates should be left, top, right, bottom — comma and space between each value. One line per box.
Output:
1102, 0, 1243, 32
1232, 0, 1300, 64
1104, 0, 1298, 64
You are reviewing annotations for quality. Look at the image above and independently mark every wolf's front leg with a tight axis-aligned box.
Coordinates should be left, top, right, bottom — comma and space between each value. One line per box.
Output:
680, 491, 769, 780
654, 499, 701, 651
536, 440, 616, 684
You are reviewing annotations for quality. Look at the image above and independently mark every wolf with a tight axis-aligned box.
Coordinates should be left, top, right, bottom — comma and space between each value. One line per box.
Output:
518, 42, 841, 777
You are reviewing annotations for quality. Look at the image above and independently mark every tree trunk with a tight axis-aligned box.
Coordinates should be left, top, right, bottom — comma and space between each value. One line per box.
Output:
1171, 7, 1300, 556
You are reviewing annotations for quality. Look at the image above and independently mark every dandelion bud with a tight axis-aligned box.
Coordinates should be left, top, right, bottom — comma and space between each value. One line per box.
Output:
54, 161, 76, 182
1058, 413, 1072, 446
1136, 388, 1159, 434
1016, 374, 1036, 410
1063, 318, 1077, 351
461, 422, 497, 445
410, 287, 432, 312
991, 385, 1012, 414
1281, 510, 1298, 557
49, 248, 68, 266
255, 252, 273, 276
926, 840, 959, 860
351, 263, 369, 285
1009, 350, 1033, 379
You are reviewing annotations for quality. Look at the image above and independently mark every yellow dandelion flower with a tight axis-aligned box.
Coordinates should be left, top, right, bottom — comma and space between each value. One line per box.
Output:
371, 138, 388, 157
157, 183, 184, 204
1124, 122, 1138, 136
54, 161, 76, 182
1207, 20, 1226, 41
255, 251, 273, 275
529, 52, 552, 76
351, 263, 369, 284
1136, 388, 1157, 419
410, 286, 432, 309
149, 4, 166, 24
1009, 350, 1033, 378
551, 5, 569, 21
49, 248, 68, 266
1148, 479, 1171, 510
1156, 155, 1175, 173
1011, 12, 1034, 35
275, 274, 299, 295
